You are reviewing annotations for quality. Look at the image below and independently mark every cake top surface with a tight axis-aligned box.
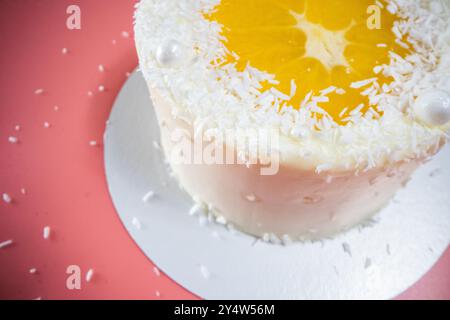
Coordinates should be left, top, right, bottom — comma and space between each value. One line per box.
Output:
135, 0, 450, 171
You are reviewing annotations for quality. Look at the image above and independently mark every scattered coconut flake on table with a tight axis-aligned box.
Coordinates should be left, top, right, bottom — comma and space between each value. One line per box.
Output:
43, 226, 51, 240
8, 136, 18, 144
153, 266, 161, 277
0, 240, 13, 249
86, 269, 94, 282
2, 193, 12, 204
199, 265, 210, 280
132, 217, 142, 230
142, 190, 155, 203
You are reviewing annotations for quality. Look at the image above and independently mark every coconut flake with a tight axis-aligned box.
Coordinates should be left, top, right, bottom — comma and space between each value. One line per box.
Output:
132, 217, 142, 230
2, 193, 12, 204
0, 240, 13, 249
86, 269, 94, 282
142, 190, 155, 202
153, 266, 161, 277
342, 242, 352, 256
43, 226, 51, 240
350, 78, 377, 89
8, 136, 18, 144
199, 265, 210, 280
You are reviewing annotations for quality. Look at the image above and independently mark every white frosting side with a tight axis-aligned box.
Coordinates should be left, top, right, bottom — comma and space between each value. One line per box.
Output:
135, 0, 450, 172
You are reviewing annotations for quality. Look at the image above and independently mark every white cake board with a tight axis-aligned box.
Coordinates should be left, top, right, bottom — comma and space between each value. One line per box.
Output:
104, 71, 450, 300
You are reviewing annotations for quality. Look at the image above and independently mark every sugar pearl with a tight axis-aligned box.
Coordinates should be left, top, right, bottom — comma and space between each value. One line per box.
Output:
414, 90, 450, 126
155, 40, 193, 68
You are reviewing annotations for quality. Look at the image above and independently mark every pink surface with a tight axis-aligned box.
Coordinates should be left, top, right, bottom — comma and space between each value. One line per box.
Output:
0, 0, 448, 300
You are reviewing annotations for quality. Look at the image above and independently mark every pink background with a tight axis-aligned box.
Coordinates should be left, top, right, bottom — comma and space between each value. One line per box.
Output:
0, 0, 448, 300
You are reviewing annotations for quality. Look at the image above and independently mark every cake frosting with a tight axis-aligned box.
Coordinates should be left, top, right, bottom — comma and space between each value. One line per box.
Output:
135, 0, 450, 241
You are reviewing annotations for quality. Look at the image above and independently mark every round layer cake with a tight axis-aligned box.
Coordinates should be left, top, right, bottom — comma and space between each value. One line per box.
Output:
135, 0, 450, 241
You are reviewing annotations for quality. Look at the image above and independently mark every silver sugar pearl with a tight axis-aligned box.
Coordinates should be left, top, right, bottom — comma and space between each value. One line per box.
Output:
155, 40, 193, 68
414, 89, 450, 126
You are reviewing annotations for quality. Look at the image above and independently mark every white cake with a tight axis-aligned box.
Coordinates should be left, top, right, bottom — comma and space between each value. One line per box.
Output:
135, 0, 450, 241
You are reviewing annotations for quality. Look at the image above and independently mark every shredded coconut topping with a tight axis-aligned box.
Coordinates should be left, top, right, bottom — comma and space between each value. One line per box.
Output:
142, 190, 155, 202
135, 0, 450, 170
